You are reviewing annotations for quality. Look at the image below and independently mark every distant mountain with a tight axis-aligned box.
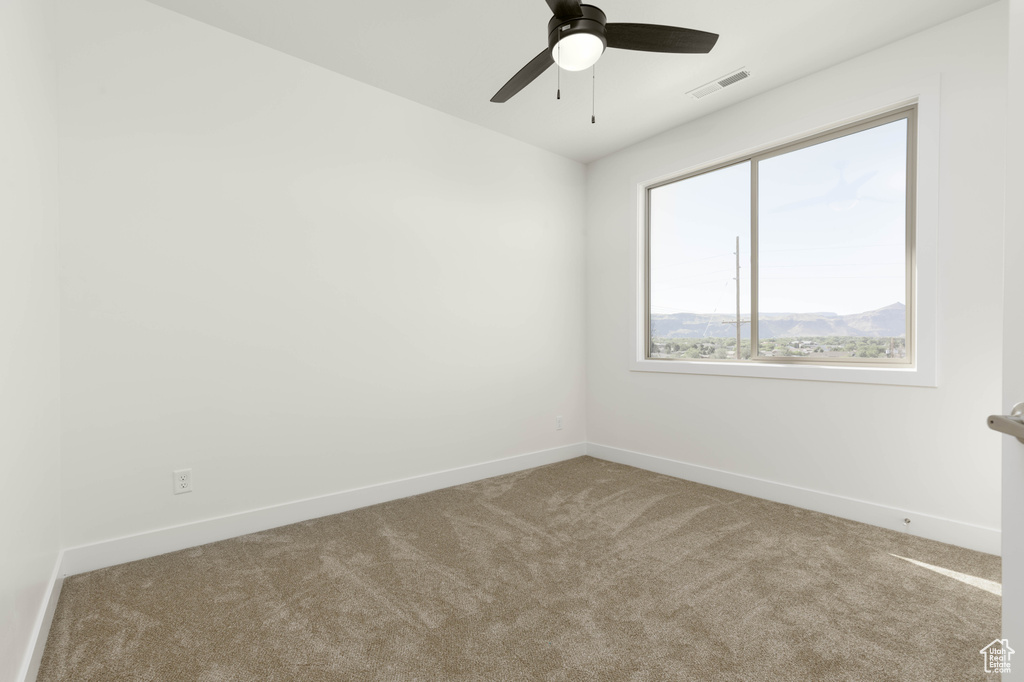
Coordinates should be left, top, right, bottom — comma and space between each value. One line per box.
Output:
652, 302, 906, 339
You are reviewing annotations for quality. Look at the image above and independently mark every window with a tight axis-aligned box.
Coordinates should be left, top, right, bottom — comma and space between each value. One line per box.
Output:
646, 106, 915, 367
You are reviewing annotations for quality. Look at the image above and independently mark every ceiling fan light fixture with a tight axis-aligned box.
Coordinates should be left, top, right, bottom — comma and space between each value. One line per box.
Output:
552, 32, 605, 71
489, 0, 719, 104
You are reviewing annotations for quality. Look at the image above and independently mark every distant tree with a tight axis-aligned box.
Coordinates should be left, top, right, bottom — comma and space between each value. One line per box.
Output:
858, 346, 881, 358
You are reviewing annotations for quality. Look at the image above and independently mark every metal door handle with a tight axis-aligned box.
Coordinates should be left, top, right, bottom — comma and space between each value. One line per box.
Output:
988, 402, 1024, 444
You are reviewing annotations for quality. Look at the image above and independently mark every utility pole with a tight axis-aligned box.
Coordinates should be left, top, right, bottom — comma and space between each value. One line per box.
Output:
724, 236, 749, 359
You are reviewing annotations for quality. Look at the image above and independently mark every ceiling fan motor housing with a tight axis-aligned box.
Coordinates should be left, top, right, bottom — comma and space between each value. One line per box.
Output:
547, 5, 607, 52
490, 0, 717, 102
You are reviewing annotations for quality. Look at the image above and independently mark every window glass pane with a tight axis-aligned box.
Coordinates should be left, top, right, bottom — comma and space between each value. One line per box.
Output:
757, 119, 908, 360
649, 162, 751, 360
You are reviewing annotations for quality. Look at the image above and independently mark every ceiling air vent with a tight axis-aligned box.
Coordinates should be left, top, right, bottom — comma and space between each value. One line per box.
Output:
687, 68, 751, 100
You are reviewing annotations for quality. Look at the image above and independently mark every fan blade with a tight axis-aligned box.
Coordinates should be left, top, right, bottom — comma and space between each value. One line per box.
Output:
545, 0, 583, 20
490, 48, 554, 103
606, 23, 719, 54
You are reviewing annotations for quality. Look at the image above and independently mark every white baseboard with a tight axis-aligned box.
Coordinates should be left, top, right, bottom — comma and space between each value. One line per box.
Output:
586, 443, 1001, 556
57, 440, 1000, 578
22, 439, 998, 680
61, 443, 587, 577
17, 551, 65, 682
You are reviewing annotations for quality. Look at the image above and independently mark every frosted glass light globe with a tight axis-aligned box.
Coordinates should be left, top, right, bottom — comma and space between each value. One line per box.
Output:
552, 32, 605, 71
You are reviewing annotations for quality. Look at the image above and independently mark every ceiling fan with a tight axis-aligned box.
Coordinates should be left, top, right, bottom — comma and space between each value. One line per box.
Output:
491, 0, 719, 103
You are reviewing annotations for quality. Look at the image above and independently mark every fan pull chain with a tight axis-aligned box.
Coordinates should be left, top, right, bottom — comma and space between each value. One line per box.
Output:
591, 64, 596, 124
556, 39, 561, 100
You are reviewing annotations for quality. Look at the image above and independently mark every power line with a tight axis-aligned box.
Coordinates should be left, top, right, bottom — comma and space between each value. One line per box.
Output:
651, 267, 735, 285
760, 275, 904, 280
649, 249, 735, 269
700, 279, 733, 338
759, 262, 904, 268
758, 242, 903, 254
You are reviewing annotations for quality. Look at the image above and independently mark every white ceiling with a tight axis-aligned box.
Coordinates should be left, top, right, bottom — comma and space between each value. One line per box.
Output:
144, 0, 997, 163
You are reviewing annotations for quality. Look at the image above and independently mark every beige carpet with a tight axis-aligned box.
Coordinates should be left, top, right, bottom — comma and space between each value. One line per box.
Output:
38, 456, 1001, 681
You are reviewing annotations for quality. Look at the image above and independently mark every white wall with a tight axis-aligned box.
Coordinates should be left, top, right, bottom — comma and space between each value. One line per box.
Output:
0, 0, 62, 679
586, 5, 1006, 545
57, 0, 586, 549
1002, 0, 1024, 657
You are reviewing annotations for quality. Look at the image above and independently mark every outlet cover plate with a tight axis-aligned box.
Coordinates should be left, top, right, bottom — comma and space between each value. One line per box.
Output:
173, 469, 192, 495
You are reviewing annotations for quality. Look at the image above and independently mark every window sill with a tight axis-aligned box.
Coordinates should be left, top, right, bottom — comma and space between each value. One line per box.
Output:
629, 357, 936, 387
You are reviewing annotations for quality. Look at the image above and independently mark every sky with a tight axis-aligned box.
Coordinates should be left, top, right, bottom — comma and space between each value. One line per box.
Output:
649, 118, 908, 318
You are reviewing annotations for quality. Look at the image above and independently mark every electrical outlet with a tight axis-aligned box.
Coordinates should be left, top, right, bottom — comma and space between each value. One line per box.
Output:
173, 469, 192, 495
556, 416, 563, 431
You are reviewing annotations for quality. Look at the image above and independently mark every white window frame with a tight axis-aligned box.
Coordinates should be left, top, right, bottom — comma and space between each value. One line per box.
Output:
629, 77, 939, 387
